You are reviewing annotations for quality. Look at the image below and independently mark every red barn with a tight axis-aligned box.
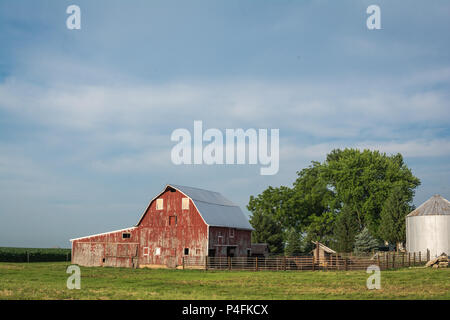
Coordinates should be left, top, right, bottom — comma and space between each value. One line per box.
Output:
70, 184, 254, 268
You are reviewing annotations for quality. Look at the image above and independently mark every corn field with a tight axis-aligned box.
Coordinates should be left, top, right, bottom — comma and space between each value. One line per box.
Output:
0, 247, 71, 262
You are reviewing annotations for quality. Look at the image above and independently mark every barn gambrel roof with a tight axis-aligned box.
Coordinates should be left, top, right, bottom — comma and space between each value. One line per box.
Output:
137, 184, 254, 230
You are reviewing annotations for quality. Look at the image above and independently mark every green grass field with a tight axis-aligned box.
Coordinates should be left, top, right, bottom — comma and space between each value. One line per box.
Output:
0, 262, 448, 300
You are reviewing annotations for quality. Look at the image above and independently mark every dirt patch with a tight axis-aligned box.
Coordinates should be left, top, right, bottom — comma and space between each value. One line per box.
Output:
0, 289, 13, 297
0, 264, 25, 270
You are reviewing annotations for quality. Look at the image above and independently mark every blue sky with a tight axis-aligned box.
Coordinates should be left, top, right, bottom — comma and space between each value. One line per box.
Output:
0, 0, 449, 248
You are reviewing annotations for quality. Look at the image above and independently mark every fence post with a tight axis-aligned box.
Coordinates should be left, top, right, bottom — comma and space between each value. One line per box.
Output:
419, 251, 421, 264
283, 256, 286, 271
205, 256, 208, 271
427, 249, 430, 262
384, 252, 387, 270
402, 253, 404, 267
392, 253, 395, 269
255, 257, 258, 271
377, 254, 381, 270
182, 257, 185, 270
413, 252, 416, 267
344, 258, 347, 271
228, 257, 231, 270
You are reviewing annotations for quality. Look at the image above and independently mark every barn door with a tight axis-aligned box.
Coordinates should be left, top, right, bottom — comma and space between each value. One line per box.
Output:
166, 214, 178, 268
131, 244, 139, 268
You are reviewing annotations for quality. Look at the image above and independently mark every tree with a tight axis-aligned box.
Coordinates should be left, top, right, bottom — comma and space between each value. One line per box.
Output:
284, 229, 309, 256
304, 211, 336, 247
248, 186, 286, 254
323, 149, 420, 238
354, 227, 379, 254
247, 148, 420, 253
334, 206, 360, 252
249, 208, 284, 254
379, 186, 413, 250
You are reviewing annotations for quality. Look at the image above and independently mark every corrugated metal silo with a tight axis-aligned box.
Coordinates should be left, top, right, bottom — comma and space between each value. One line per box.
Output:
406, 194, 450, 258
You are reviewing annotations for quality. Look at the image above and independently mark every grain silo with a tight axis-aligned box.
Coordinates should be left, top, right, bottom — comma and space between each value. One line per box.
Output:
406, 194, 450, 258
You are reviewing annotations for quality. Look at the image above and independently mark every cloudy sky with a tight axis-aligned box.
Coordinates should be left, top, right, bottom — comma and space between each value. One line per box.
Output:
0, 0, 449, 248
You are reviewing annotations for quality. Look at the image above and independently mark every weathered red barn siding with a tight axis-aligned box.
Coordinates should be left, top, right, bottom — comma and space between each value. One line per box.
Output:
137, 188, 208, 267
208, 227, 251, 257
72, 227, 139, 268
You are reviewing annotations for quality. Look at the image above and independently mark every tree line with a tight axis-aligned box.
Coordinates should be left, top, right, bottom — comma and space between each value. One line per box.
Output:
247, 148, 420, 255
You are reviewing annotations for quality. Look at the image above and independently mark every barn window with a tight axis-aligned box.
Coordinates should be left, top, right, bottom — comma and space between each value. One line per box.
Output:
155, 247, 161, 255
143, 247, 149, 256
156, 198, 164, 210
169, 216, 177, 226
218, 232, 223, 244
182, 197, 189, 210
229, 228, 235, 238
122, 232, 131, 239
184, 248, 189, 255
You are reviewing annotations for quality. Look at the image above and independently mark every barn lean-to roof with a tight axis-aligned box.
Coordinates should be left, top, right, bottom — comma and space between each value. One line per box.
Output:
69, 226, 137, 242
406, 194, 450, 217
137, 184, 254, 230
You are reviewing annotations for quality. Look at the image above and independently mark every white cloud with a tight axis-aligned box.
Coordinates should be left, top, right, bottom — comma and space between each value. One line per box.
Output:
280, 139, 450, 164
1, 73, 449, 135
1, 67, 449, 175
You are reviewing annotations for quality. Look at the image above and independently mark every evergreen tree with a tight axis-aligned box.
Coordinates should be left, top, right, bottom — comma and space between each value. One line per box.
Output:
353, 227, 379, 254
284, 229, 308, 256
334, 206, 360, 252
379, 186, 412, 250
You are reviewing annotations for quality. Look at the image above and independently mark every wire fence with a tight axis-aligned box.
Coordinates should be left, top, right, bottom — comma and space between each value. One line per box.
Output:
183, 251, 429, 271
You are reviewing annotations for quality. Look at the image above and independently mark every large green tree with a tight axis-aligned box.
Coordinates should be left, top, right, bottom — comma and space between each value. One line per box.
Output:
323, 149, 420, 238
247, 148, 420, 253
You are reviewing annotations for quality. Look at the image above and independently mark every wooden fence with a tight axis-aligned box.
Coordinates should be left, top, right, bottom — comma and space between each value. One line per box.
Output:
183, 252, 428, 271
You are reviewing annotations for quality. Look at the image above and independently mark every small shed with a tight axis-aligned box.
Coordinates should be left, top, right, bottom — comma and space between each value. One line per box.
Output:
250, 243, 269, 257
312, 241, 336, 266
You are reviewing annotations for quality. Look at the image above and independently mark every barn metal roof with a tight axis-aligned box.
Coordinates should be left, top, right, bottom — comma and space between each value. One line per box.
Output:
406, 194, 450, 217
69, 227, 137, 242
168, 184, 254, 230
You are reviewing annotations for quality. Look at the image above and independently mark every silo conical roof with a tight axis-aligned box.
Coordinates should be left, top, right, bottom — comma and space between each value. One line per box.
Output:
407, 194, 450, 217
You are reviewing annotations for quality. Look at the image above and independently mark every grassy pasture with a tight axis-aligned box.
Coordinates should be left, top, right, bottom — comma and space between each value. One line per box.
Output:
0, 262, 448, 300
